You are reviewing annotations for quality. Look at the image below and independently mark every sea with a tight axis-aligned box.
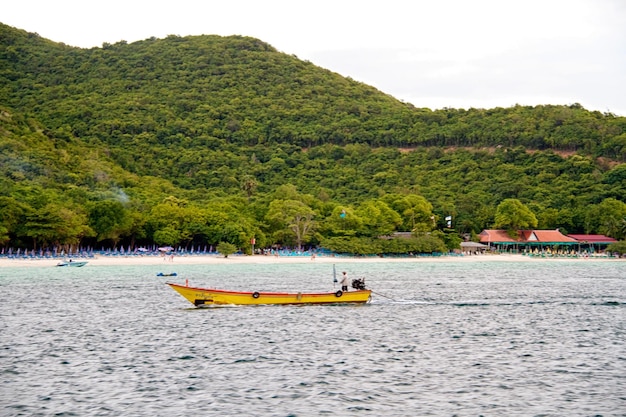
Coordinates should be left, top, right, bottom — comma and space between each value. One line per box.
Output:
0, 260, 624, 416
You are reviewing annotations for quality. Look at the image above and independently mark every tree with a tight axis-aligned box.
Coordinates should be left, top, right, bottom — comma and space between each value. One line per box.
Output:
0, 225, 10, 247
585, 198, 626, 239
241, 175, 258, 201
179, 205, 210, 249
265, 199, 316, 250
320, 236, 382, 256
88, 200, 131, 248
203, 202, 258, 249
22, 203, 93, 251
125, 209, 147, 250
1, 23, 625, 254
606, 240, 626, 256
386, 194, 434, 232
0, 196, 27, 247
56, 206, 93, 250
494, 199, 538, 233
355, 200, 402, 237
153, 226, 180, 246
216, 241, 237, 258
319, 206, 362, 237
146, 197, 187, 245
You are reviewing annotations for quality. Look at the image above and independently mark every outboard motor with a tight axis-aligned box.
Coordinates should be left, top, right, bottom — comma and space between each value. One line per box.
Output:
351, 278, 366, 290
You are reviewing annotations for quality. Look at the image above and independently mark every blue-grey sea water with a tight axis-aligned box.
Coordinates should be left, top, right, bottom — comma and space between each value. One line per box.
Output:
1, 260, 624, 416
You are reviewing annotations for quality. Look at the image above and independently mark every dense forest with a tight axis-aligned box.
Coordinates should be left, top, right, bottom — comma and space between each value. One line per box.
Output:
1, 23, 625, 255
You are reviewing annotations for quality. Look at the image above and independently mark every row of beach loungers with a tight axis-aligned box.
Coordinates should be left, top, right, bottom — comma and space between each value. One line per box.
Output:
0, 248, 464, 260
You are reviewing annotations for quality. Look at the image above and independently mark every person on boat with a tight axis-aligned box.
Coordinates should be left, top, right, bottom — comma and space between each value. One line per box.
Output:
340, 271, 349, 292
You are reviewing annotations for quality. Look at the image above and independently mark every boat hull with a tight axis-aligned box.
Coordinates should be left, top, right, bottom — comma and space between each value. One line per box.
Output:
56, 261, 88, 267
167, 282, 371, 306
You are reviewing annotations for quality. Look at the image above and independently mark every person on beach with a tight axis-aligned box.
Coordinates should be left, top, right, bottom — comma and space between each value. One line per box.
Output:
340, 271, 349, 292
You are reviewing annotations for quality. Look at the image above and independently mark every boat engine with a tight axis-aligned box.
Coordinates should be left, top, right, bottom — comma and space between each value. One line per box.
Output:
351, 278, 366, 290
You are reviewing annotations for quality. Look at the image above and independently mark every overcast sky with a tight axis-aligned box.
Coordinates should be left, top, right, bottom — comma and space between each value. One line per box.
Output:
4, 0, 625, 115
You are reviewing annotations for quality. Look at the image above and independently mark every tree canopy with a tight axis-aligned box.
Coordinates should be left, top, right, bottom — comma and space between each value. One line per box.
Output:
1, 23, 625, 254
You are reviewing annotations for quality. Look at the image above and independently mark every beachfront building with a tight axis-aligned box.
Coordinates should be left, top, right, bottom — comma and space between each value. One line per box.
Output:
479, 229, 619, 255
566, 234, 618, 253
479, 229, 579, 254
460, 241, 489, 255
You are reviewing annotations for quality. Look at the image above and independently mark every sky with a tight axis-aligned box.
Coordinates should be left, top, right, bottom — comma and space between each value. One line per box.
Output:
4, 0, 625, 115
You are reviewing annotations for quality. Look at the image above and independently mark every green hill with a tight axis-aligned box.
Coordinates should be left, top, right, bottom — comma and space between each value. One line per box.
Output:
1, 23, 625, 253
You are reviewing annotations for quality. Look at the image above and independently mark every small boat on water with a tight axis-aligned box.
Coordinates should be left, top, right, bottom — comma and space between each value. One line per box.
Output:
157, 272, 178, 277
167, 279, 371, 307
56, 260, 88, 267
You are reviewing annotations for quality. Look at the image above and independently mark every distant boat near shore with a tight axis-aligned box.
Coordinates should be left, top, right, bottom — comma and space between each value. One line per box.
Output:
56, 260, 88, 267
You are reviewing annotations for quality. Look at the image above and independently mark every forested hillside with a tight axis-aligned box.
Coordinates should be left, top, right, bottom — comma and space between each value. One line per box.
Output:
1, 23, 625, 254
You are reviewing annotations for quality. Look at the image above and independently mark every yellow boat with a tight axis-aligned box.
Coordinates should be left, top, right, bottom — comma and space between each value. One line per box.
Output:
167, 281, 371, 307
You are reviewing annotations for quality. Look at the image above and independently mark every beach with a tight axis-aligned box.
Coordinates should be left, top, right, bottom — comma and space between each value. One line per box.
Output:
0, 253, 620, 268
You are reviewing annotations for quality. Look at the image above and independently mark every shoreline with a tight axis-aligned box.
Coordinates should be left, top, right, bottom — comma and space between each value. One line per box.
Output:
0, 253, 621, 268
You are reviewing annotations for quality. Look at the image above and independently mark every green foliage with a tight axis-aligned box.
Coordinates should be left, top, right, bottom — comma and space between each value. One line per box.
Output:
355, 200, 403, 237
320, 237, 382, 256
153, 226, 180, 246
494, 199, 538, 232
88, 200, 131, 247
0, 23, 625, 255
216, 241, 238, 258
433, 230, 463, 251
265, 198, 316, 250
318, 206, 362, 238
584, 198, 626, 239
383, 194, 435, 232
0, 225, 9, 246
22, 203, 93, 250
2, 23, 625, 162
606, 241, 626, 255
321, 234, 447, 255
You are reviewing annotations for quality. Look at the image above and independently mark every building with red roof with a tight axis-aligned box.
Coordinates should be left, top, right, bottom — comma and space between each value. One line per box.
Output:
479, 230, 618, 253
480, 229, 576, 243
566, 234, 618, 244
479, 229, 578, 252
566, 234, 618, 252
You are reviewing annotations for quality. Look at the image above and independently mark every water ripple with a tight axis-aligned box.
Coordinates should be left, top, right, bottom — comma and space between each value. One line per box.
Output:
0, 261, 624, 416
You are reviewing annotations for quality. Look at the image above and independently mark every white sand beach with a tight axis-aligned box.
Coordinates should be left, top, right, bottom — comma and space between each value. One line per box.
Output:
0, 253, 620, 268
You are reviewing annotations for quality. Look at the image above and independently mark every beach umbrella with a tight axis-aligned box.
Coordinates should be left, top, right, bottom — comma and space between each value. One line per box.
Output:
158, 246, 174, 252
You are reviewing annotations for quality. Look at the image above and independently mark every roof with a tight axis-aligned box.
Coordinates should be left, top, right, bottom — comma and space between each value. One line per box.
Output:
566, 234, 618, 243
525, 230, 577, 243
460, 242, 489, 248
479, 229, 577, 244
479, 230, 517, 243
